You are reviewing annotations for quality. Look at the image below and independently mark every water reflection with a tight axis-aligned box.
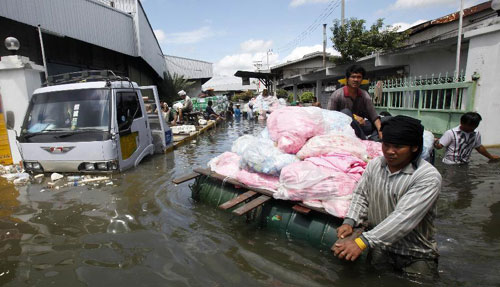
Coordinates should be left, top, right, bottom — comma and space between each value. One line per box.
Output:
0, 120, 498, 286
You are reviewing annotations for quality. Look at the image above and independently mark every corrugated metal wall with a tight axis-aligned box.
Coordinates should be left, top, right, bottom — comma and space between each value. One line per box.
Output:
0, 0, 137, 57
165, 55, 213, 80
137, 5, 166, 78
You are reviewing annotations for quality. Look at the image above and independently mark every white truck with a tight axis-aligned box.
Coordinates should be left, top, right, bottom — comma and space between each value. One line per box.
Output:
15, 70, 172, 173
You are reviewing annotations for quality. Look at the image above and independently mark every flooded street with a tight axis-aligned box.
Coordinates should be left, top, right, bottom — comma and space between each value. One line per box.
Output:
1, 120, 499, 287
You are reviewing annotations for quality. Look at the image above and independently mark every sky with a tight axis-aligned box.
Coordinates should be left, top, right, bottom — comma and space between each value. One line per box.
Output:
142, 0, 485, 77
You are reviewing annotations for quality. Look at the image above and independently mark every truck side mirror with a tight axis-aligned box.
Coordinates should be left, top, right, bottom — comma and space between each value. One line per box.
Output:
6, 111, 15, 130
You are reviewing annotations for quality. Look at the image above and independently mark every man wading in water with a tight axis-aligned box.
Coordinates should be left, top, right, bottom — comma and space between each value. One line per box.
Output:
333, 115, 442, 278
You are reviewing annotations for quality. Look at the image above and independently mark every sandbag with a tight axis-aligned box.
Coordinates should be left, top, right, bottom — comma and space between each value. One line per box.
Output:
321, 109, 356, 137
306, 153, 366, 181
321, 196, 352, 218
275, 161, 358, 201
232, 135, 299, 176
207, 152, 241, 179
267, 107, 325, 154
421, 130, 435, 161
297, 134, 367, 160
361, 140, 383, 159
236, 169, 279, 192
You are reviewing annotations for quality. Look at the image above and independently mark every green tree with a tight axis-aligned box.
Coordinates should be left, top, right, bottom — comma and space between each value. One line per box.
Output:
233, 90, 255, 102
157, 71, 196, 104
330, 18, 408, 65
300, 92, 314, 103
276, 89, 289, 99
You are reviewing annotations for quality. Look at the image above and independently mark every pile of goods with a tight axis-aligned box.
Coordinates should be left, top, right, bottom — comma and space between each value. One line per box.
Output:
208, 107, 433, 218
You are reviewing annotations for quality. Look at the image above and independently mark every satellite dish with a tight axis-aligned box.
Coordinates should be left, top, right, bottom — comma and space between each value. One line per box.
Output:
4, 37, 20, 52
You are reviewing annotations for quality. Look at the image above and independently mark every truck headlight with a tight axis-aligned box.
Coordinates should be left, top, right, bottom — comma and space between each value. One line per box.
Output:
96, 162, 108, 170
32, 162, 41, 170
84, 163, 96, 170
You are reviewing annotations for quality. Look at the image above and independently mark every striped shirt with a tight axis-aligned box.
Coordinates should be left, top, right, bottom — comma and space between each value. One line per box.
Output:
439, 126, 481, 164
344, 156, 442, 259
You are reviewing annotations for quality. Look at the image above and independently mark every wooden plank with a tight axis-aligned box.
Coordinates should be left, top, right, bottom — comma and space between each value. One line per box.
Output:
292, 204, 311, 215
193, 167, 329, 215
232, 195, 271, 216
172, 172, 199, 184
218, 191, 257, 210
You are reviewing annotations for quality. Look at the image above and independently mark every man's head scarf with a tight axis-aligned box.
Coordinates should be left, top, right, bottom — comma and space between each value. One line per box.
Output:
381, 115, 424, 155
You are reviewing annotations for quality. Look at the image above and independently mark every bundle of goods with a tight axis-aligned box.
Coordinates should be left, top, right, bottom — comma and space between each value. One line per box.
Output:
207, 107, 434, 218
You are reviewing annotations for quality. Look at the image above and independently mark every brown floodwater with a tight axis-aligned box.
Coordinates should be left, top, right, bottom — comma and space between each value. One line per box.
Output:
0, 119, 499, 286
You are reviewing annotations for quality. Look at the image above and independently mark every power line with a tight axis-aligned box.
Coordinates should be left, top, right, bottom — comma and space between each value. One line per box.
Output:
276, 0, 341, 54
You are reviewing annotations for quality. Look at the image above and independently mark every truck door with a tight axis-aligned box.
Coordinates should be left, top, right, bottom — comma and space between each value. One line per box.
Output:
115, 90, 149, 170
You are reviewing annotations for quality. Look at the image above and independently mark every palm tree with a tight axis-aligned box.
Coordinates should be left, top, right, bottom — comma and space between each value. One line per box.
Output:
158, 71, 196, 104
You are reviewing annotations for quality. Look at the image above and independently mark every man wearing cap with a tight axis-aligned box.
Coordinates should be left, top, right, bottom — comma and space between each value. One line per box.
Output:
333, 115, 442, 277
177, 90, 192, 123
327, 65, 382, 140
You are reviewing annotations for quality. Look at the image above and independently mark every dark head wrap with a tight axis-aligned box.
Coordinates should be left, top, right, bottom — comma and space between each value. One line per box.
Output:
381, 115, 424, 159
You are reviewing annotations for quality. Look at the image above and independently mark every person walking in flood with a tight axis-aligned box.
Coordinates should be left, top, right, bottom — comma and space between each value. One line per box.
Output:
327, 65, 382, 140
434, 112, 499, 164
333, 115, 442, 278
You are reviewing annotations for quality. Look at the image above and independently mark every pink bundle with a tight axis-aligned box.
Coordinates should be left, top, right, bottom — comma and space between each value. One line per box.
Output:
321, 197, 352, 218
362, 140, 383, 159
275, 161, 358, 201
207, 152, 241, 178
297, 134, 367, 160
267, 107, 325, 154
306, 153, 366, 181
236, 169, 280, 192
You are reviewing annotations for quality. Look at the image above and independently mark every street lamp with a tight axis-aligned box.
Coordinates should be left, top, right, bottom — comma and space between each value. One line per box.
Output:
492, 0, 500, 16
4, 37, 20, 55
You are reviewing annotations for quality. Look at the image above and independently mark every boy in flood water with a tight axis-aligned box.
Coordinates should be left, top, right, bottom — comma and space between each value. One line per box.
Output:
434, 112, 499, 164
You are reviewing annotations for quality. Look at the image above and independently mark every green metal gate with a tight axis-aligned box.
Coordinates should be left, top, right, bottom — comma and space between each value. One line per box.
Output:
368, 73, 478, 135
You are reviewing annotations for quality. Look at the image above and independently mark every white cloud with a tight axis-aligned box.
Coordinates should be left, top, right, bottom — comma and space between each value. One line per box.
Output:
213, 42, 340, 76
282, 45, 339, 62
390, 19, 427, 32
153, 29, 166, 43
290, 0, 329, 7
214, 52, 279, 76
389, 0, 456, 10
164, 26, 214, 45
240, 39, 273, 53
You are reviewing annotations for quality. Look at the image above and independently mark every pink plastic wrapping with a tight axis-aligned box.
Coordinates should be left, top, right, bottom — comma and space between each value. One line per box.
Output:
306, 153, 366, 181
275, 161, 358, 201
207, 152, 241, 179
321, 197, 352, 218
361, 140, 383, 159
236, 169, 279, 192
267, 107, 325, 154
297, 134, 367, 160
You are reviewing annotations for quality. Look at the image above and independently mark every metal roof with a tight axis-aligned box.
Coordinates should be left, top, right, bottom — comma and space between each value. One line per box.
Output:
270, 52, 332, 70
165, 55, 213, 80
203, 76, 258, 92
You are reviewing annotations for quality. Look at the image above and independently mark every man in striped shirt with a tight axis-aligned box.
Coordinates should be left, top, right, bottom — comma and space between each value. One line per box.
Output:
434, 112, 499, 164
333, 115, 442, 277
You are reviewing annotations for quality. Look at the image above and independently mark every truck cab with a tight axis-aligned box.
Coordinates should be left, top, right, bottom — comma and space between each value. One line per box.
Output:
17, 71, 170, 173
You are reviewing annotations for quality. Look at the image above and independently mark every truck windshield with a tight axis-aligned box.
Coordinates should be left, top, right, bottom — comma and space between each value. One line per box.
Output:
22, 89, 110, 134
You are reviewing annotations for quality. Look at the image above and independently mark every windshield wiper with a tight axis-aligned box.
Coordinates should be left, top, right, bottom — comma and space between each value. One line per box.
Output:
55, 129, 107, 138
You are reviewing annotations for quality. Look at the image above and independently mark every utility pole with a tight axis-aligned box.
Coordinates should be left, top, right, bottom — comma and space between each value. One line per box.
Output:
266, 49, 273, 70
455, 0, 464, 80
37, 25, 49, 82
323, 24, 327, 68
341, 0, 345, 26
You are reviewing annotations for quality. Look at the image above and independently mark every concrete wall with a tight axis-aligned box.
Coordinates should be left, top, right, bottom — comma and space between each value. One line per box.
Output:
406, 46, 469, 77
465, 24, 500, 146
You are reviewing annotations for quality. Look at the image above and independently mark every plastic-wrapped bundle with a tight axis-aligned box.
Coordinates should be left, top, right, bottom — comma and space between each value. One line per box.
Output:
274, 161, 358, 201
207, 152, 241, 178
321, 109, 356, 137
231, 135, 299, 176
421, 130, 435, 161
267, 106, 325, 154
297, 134, 367, 160
306, 153, 366, 181
321, 196, 352, 218
361, 140, 383, 159
236, 169, 279, 192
